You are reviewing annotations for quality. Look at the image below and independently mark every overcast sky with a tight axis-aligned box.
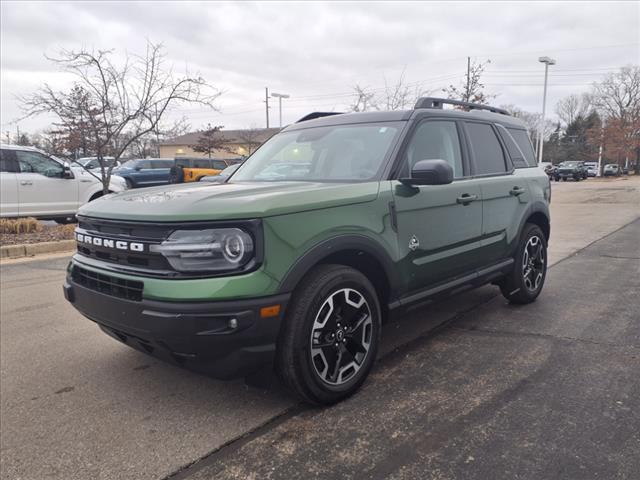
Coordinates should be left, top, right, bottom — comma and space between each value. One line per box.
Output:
1, 1, 639, 136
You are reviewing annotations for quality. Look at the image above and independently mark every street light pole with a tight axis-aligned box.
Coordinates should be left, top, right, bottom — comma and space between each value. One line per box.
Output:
537, 56, 556, 164
270, 92, 290, 128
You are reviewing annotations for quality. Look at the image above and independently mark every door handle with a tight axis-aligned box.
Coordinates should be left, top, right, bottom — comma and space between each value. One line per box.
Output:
509, 186, 526, 196
456, 193, 479, 205
20, 181, 33, 186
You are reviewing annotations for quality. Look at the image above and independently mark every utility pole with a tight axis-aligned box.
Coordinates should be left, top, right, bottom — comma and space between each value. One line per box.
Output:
537, 56, 556, 164
154, 104, 160, 157
265, 87, 270, 128
271, 92, 290, 128
465, 56, 471, 102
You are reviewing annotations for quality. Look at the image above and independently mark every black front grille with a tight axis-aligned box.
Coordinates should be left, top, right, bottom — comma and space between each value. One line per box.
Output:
72, 265, 143, 301
76, 216, 173, 274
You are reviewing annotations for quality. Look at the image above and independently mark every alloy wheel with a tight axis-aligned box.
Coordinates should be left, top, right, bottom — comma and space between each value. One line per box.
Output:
310, 288, 373, 386
522, 235, 545, 292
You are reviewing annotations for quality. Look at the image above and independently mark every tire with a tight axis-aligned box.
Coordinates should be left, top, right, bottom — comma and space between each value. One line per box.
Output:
125, 178, 133, 189
500, 224, 548, 304
276, 264, 381, 405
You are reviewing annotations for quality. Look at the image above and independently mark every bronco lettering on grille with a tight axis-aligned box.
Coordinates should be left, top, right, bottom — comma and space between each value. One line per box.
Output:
76, 233, 145, 252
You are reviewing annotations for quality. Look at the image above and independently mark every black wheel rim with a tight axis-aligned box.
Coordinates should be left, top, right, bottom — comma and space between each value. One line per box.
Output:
310, 288, 373, 386
523, 235, 545, 292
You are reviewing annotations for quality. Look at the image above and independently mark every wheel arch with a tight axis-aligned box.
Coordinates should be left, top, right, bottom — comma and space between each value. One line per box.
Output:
278, 235, 399, 313
519, 202, 551, 242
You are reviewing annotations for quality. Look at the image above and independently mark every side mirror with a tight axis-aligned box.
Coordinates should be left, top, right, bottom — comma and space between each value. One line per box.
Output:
63, 162, 74, 179
400, 159, 453, 186
134, 166, 142, 171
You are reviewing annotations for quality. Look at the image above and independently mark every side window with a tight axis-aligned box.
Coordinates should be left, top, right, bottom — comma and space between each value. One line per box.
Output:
403, 121, 464, 179
16, 151, 64, 177
465, 122, 507, 175
136, 160, 151, 169
496, 125, 528, 169
212, 160, 227, 170
155, 160, 174, 168
0, 149, 18, 172
194, 159, 211, 168
507, 128, 536, 167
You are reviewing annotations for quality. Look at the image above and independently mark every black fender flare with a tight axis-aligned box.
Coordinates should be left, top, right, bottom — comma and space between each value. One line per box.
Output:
512, 200, 550, 255
277, 234, 400, 298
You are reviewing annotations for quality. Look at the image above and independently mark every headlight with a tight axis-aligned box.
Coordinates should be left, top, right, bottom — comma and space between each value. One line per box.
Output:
150, 228, 254, 272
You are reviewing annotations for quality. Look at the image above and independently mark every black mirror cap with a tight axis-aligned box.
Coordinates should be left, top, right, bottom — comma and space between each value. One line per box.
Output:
400, 159, 454, 186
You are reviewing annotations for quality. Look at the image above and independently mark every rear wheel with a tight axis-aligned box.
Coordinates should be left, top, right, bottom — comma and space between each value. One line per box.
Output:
276, 264, 381, 405
500, 223, 547, 304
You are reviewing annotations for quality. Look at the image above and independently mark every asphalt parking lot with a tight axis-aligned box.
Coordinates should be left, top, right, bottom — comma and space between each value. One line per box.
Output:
1, 176, 639, 480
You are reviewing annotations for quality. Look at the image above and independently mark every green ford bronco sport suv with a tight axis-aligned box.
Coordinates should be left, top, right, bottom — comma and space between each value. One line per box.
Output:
64, 98, 550, 405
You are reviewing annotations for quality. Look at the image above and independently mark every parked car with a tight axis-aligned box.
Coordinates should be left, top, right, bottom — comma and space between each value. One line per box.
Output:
583, 162, 598, 177
554, 161, 587, 181
112, 158, 174, 188
199, 163, 241, 183
0, 144, 127, 222
603, 164, 620, 177
77, 156, 122, 170
541, 163, 557, 180
168, 157, 242, 184
64, 97, 550, 405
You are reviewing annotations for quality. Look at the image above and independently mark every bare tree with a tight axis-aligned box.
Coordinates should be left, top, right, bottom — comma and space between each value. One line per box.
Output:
380, 70, 424, 110
591, 66, 640, 120
128, 117, 191, 158
236, 126, 266, 156
443, 59, 494, 105
350, 85, 377, 112
192, 124, 227, 158
20, 40, 220, 193
555, 93, 592, 126
590, 65, 640, 172
350, 72, 429, 112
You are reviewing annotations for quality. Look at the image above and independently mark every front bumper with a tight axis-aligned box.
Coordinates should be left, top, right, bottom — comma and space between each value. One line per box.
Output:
64, 273, 289, 379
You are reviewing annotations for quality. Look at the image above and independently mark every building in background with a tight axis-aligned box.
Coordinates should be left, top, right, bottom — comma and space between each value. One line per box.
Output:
159, 128, 280, 159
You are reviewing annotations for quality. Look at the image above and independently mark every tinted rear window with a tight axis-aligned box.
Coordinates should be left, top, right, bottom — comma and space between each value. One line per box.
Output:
507, 128, 536, 167
466, 122, 507, 175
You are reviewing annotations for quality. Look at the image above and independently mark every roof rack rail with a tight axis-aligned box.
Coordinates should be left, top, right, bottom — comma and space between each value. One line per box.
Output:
414, 97, 509, 116
296, 112, 344, 123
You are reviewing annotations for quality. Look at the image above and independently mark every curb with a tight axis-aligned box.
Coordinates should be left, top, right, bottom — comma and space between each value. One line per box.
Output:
0, 240, 76, 259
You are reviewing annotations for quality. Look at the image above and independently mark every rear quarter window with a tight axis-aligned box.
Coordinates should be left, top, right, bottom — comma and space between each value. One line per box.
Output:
506, 128, 536, 167
497, 125, 531, 169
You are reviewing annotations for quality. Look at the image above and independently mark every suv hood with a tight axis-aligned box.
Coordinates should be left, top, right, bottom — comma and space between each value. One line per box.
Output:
78, 181, 380, 221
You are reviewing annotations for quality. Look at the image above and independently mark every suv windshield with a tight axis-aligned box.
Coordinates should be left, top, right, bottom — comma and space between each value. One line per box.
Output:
231, 122, 403, 182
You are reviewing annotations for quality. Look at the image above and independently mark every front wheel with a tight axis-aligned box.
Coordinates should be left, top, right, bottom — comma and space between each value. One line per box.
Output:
499, 224, 547, 304
276, 264, 381, 405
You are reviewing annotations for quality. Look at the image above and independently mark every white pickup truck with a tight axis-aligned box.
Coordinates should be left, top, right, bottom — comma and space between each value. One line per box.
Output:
0, 144, 127, 223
